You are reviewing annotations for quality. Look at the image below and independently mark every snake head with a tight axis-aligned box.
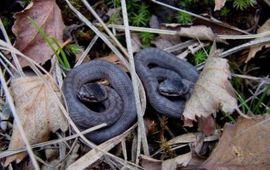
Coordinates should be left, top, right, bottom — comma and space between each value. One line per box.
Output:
159, 79, 190, 97
77, 83, 108, 103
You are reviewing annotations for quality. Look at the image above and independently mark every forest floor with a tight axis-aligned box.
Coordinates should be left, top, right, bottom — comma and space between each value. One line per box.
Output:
0, 0, 270, 169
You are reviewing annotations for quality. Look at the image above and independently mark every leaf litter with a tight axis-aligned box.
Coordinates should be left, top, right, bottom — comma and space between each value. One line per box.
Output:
4, 75, 68, 166
183, 47, 238, 121
0, 0, 270, 169
12, 0, 65, 68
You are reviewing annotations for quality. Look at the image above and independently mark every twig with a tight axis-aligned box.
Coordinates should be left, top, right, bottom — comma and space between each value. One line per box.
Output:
151, 0, 248, 34
0, 56, 13, 77
0, 19, 24, 76
81, 0, 129, 57
0, 124, 106, 159
0, 67, 40, 169
0, 40, 140, 169
104, 24, 270, 41
121, 0, 149, 160
64, 0, 129, 67
196, 36, 270, 70
64, 1, 147, 119
220, 36, 270, 58
75, 35, 98, 66
232, 74, 270, 83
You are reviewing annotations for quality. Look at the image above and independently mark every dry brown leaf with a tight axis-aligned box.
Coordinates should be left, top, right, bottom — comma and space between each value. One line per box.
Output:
140, 153, 192, 170
153, 38, 173, 50
4, 76, 68, 166
201, 115, 270, 170
183, 49, 237, 120
162, 152, 192, 169
67, 125, 136, 170
140, 155, 161, 170
179, 26, 220, 42
100, 53, 128, 72
198, 116, 216, 136
12, 0, 65, 67
246, 19, 270, 63
214, 0, 226, 11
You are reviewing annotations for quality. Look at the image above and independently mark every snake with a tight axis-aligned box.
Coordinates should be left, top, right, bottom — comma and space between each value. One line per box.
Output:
63, 48, 198, 143
134, 48, 199, 118
62, 60, 137, 144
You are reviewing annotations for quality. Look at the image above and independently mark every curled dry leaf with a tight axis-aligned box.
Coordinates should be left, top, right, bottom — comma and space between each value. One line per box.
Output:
12, 0, 65, 67
183, 49, 237, 121
246, 18, 270, 63
4, 76, 68, 166
214, 0, 226, 11
201, 115, 270, 170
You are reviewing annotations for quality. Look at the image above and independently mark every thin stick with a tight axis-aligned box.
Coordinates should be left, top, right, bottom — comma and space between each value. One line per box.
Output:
75, 35, 98, 66
0, 123, 106, 159
0, 40, 140, 169
220, 36, 270, 58
81, 0, 129, 57
121, 0, 149, 159
0, 19, 24, 76
151, 0, 248, 34
104, 24, 270, 40
0, 56, 13, 77
0, 68, 40, 169
232, 74, 270, 83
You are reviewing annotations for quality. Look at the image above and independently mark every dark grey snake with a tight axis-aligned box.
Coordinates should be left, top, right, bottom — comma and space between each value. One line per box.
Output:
63, 48, 198, 143
62, 60, 137, 144
134, 48, 199, 118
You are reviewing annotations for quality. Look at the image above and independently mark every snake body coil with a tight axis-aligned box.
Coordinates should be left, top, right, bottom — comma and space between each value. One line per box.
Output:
63, 60, 137, 144
63, 48, 199, 143
135, 48, 199, 118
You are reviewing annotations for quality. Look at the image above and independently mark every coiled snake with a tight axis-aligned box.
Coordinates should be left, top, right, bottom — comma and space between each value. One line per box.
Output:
63, 48, 198, 143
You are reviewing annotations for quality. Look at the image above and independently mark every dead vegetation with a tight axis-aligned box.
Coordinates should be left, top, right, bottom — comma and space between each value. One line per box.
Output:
0, 0, 270, 169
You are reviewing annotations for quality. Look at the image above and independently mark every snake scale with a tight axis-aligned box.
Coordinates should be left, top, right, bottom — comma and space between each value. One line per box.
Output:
63, 48, 198, 143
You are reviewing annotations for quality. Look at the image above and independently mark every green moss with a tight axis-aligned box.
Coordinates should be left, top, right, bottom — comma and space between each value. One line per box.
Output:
176, 12, 192, 24
192, 49, 207, 65
139, 32, 154, 47
220, 7, 230, 17
129, 3, 150, 26
232, 0, 256, 10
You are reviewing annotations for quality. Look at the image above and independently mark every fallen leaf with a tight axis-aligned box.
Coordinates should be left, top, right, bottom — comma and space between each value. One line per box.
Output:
153, 38, 173, 50
167, 130, 220, 146
12, 0, 65, 67
4, 76, 68, 166
201, 115, 270, 170
140, 152, 192, 170
100, 53, 128, 72
179, 26, 220, 42
246, 19, 270, 63
198, 116, 216, 136
162, 152, 192, 169
161, 24, 220, 42
140, 155, 161, 170
67, 125, 136, 170
183, 48, 237, 120
214, 0, 226, 11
